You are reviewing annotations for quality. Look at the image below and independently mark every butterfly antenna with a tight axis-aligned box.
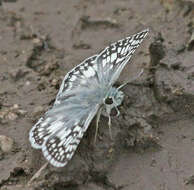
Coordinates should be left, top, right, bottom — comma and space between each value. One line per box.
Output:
117, 68, 144, 90
94, 107, 102, 144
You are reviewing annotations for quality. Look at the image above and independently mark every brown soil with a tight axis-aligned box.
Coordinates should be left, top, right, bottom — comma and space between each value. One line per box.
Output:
0, 0, 194, 190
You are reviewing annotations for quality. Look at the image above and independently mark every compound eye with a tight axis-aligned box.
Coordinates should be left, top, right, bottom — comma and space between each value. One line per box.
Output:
105, 97, 113, 105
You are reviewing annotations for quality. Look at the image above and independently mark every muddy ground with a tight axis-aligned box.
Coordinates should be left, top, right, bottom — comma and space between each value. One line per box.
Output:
0, 0, 194, 189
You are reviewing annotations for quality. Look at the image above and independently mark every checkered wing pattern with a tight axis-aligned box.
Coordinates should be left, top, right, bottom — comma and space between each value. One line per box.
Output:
29, 55, 102, 167
96, 29, 149, 86
29, 29, 149, 167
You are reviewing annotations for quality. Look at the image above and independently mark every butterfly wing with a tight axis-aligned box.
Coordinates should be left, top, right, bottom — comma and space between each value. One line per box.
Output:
29, 55, 104, 167
95, 29, 149, 87
41, 105, 99, 167
29, 29, 149, 167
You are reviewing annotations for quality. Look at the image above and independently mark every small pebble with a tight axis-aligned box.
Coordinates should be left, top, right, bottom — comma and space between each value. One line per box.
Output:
0, 135, 14, 153
25, 81, 31, 86
33, 38, 41, 44
7, 112, 18, 120
51, 78, 58, 86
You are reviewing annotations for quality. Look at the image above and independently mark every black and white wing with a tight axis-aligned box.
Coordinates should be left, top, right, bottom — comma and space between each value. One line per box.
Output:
29, 29, 149, 167
95, 29, 149, 87
29, 55, 103, 167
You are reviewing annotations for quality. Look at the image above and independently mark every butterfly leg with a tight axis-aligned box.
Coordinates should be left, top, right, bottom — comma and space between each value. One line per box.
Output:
108, 114, 113, 139
115, 106, 120, 117
94, 107, 103, 144
117, 69, 144, 90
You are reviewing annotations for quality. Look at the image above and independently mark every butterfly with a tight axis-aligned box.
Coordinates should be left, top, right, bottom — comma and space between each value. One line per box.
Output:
29, 29, 149, 167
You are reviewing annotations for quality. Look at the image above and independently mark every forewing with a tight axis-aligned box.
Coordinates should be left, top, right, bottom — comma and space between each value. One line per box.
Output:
55, 55, 101, 104
96, 29, 149, 86
29, 55, 101, 148
29, 55, 103, 167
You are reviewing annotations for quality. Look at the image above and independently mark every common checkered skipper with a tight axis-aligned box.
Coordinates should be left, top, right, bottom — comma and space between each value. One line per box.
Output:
29, 29, 149, 167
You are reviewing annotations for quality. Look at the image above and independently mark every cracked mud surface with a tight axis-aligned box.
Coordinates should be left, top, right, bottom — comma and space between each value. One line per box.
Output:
0, 0, 194, 189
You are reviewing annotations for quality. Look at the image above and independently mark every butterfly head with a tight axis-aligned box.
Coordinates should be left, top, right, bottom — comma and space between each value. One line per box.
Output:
103, 87, 124, 117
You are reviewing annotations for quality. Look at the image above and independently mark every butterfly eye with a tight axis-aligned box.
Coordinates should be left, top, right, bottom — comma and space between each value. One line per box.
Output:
105, 97, 113, 105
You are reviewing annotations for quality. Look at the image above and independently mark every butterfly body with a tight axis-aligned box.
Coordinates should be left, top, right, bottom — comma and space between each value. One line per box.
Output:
29, 29, 149, 167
